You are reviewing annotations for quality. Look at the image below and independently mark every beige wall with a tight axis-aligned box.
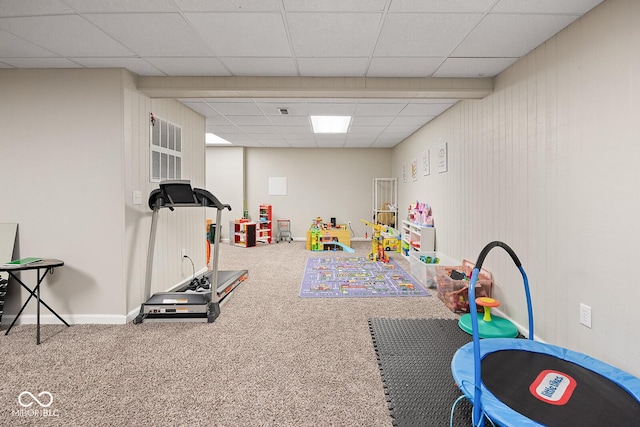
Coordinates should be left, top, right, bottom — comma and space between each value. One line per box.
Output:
243, 148, 392, 239
0, 69, 127, 322
0, 68, 207, 322
205, 146, 245, 240
393, 0, 640, 376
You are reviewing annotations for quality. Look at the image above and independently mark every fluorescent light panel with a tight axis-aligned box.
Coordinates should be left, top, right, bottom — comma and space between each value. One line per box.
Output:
206, 133, 232, 145
310, 115, 351, 134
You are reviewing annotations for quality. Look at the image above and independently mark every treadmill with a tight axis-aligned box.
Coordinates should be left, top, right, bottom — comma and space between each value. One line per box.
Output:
134, 180, 248, 324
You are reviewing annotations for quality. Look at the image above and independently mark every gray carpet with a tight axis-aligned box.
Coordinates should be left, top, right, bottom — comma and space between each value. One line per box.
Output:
0, 241, 459, 426
369, 318, 473, 427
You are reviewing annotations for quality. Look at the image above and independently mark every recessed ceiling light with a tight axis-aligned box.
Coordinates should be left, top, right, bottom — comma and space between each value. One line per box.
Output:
310, 116, 351, 134
206, 133, 232, 145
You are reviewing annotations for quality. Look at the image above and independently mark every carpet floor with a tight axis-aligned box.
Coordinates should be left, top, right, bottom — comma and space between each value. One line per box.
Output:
0, 241, 460, 427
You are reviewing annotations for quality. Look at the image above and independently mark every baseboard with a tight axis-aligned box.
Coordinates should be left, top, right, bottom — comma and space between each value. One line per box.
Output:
1, 313, 128, 325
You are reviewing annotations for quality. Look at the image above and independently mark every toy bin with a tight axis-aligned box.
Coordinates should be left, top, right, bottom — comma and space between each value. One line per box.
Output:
408, 251, 459, 289
435, 259, 493, 314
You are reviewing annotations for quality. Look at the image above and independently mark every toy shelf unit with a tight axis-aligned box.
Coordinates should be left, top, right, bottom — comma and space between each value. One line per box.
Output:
401, 220, 435, 257
229, 220, 256, 248
373, 178, 397, 229
257, 204, 272, 244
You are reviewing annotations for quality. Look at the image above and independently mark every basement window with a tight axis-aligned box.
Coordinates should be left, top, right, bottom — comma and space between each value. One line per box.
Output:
150, 115, 182, 182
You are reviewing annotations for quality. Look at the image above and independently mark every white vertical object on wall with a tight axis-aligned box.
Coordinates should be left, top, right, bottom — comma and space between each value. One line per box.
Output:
268, 177, 287, 196
437, 143, 448, 173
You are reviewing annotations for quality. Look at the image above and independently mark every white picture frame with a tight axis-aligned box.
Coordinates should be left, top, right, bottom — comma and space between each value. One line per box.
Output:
437, 143, 448, 173
422, 150, 430, 176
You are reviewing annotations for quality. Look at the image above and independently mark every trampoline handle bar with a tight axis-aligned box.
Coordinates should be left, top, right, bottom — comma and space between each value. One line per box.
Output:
474, 241, 522, 270
467, 241, 535, 427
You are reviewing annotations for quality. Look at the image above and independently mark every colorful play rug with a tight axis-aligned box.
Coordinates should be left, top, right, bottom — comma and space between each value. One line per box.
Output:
299, 256, 429, 298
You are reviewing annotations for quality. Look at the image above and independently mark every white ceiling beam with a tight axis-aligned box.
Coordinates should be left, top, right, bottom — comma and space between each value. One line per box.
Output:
136, 76, 492, 99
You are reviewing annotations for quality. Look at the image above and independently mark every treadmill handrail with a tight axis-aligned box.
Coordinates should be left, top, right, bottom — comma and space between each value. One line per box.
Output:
147, 181, 231, 211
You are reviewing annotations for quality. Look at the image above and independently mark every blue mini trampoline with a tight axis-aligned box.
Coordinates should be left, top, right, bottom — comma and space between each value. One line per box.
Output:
451, 241, 640, 426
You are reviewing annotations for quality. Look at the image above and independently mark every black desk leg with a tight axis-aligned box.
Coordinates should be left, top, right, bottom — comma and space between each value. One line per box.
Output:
4, 268, 70, 344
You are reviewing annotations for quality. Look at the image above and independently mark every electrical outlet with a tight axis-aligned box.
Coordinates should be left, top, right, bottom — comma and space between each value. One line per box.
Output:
132, 190, 142, 205
181, 249, 186, 258
579, 303, 592, 328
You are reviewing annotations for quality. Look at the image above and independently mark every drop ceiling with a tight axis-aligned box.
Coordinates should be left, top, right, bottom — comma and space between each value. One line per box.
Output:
0, 0, 603, 148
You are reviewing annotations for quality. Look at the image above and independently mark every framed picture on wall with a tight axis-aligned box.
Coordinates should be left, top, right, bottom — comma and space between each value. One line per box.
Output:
411, 158, 418, 181
402, 163, 407, 183
422, 150, 430, 176
437, 143, 448, 173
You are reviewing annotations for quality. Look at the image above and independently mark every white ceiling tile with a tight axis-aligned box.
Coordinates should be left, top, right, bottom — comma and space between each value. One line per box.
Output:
222, 57, 297, 76
287, 13, 382, 57
0, 0, 74, 16
186, 13, 291, 57
0, 16, 134, 57
268, 115, 311, 126
433, 57, 518, 78
388, 0, 496, 13
492, 0, 604, 15
240, 125, 279, 134
286, 139, 317, 147
400, 102, 453, 116
175, 0, 282, 12
389, 115, 428, 126
367, 57, 444, 77
206, 125, 240, 134
248, 133, 286, 140
371, 139, 400, 148
72, 57, 165, 76
181, 101, 218, 116
344, 139, 374, 148
278, 127, 314, 135
297, 57, 369, 77
354, 103, 406, 116
63, 0, 178, 13
258, 139, 292, 147
316, 140, 346, 148
145, 57, 230, 76
452, 14, 580, 57
375, 13, 482, 57
282, 132, 315, 140
206, 102, 263, 115
0, 57, 82, 68
0, 29, 57, 57
227, 116, 273, 126
86, 13, 211, 57
348, 125, 385, 134
283, 0, 386, 12
351, 116, 395, 126
307, 103, 356, 116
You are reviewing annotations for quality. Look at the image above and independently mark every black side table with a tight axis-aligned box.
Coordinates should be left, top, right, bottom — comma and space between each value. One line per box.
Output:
0, 259, 69, 344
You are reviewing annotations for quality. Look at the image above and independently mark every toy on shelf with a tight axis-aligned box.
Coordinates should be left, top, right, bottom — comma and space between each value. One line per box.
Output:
407, 200, 434, 226
308, 217, 353, 252
361, 219, 399, 262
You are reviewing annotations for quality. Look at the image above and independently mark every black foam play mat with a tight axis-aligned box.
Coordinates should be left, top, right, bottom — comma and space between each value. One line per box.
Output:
369, 318, 473, 426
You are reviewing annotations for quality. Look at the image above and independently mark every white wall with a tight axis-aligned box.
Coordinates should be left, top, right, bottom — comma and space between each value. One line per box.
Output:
392, 0, 640, 376
205, 146, 245, 240
0, 68, 207, 322
0, 69, 127, 322
124, 95, 207, 314
243, 148, 392, 239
